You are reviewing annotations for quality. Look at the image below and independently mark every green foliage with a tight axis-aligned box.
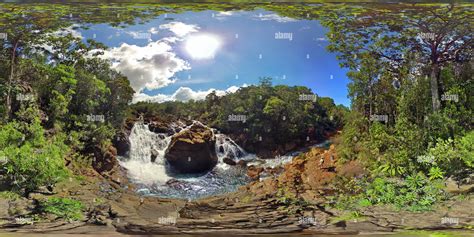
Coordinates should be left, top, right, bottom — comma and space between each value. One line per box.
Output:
331, 174, 445, 212
39, 197, 84, 221
364, 175, 445, 212
426, 131, 474, 177
0, 191, 20, 200
0, 107, 69, 194
131, 81, 348, 155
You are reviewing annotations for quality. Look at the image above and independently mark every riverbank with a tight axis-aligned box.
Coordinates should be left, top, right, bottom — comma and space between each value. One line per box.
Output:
0, 141, 472, 236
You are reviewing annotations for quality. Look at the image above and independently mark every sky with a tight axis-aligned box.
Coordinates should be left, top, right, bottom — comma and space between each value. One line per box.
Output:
76, 9, 350, 106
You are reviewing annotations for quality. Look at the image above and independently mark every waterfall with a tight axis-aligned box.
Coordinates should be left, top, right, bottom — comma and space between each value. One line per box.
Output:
119, 121, 327, 199
215, 133, 250, 161
119, 121, 253, 196
119, 122, 173, 185
129, 123, 171, 165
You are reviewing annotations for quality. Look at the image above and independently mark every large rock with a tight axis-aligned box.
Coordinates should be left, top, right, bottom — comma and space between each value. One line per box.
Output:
165, 123, 217, 174
92, 145, 118, 173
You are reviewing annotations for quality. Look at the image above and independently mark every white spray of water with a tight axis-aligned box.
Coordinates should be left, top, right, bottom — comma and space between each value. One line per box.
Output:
119, 123, 172, 185
120, 122, 252, 185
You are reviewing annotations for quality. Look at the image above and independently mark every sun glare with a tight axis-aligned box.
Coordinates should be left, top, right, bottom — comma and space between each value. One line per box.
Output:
185, 34, 221, 60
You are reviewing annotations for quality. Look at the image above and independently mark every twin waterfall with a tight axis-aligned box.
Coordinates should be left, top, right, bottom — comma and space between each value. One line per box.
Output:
119, 122, 255, 199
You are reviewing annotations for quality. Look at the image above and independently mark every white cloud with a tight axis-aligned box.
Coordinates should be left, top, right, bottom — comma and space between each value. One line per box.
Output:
254, 13, 296, 23
159, 22, 199, 37
125, 31, 152, 41
95, 22, 202, 96
315, 37, 327, 41
132, 84, 248, 103
97, 39, 190, 93
214, 11, 234, 20
217, 11, 233, 16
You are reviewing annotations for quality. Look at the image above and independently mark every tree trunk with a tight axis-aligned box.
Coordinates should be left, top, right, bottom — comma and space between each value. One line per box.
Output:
5, 40, 19, 120
430, 63, 441, 112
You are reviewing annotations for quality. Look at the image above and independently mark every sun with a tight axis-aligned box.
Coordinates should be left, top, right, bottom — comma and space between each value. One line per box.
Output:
185, 34, 221, 60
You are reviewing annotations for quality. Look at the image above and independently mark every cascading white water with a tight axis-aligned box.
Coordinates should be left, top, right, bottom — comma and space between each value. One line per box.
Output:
119, 121, 330, 199
215, 133, 255, 164
119, 123, 173, 185
119, 121, 254, 199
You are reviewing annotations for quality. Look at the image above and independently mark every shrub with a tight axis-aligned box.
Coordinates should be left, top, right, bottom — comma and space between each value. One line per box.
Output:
427, 131, 474, 178
39, 197, 84, 221
364, 175, 444, 212
0, 107, 69, 195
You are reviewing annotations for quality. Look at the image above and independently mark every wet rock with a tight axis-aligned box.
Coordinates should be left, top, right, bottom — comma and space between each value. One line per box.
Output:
149, 120, 172, 134
165, 179, 189, 190
150, 148, 159, 163
223, 157, 236, 166
113, 131, 130, 156
247, 165, 264, 180
165, 123, 217, 174
237, 160, 248, 167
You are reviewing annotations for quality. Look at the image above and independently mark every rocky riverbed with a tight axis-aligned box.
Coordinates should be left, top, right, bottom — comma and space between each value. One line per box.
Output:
0, 143, 472, 236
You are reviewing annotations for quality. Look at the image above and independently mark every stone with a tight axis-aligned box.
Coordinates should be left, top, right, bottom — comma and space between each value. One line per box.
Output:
237, 160, 248, 167
0, 198, 9, 219
223, 157, 237, 166
165, 122, 217, 174
150, 148, 159, 163
92, 145, 118, 173
113, 131, 130, 156
247, 165, 264, 180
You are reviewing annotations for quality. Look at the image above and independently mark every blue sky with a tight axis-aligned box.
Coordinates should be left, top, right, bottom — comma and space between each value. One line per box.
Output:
78, 9, 350, 106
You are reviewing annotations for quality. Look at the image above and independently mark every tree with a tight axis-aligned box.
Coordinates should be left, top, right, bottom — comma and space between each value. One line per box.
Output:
322, 3, 473, 112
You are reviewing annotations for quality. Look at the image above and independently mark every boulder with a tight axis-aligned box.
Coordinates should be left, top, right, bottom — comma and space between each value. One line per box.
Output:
223, 157, 236, 166
237, 160, 248, 167
148, 120, 173, 135
92, 145, 118, 173
150, 148, 159, 163
247, 165, 264, 180
113, 131, 130, 156
165, 123, 217, 174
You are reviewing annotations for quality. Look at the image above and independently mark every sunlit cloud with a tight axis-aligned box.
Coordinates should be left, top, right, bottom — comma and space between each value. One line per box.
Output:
132, 84, 248, 103
97, 39, 190, 93
159, 21, 200, 37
